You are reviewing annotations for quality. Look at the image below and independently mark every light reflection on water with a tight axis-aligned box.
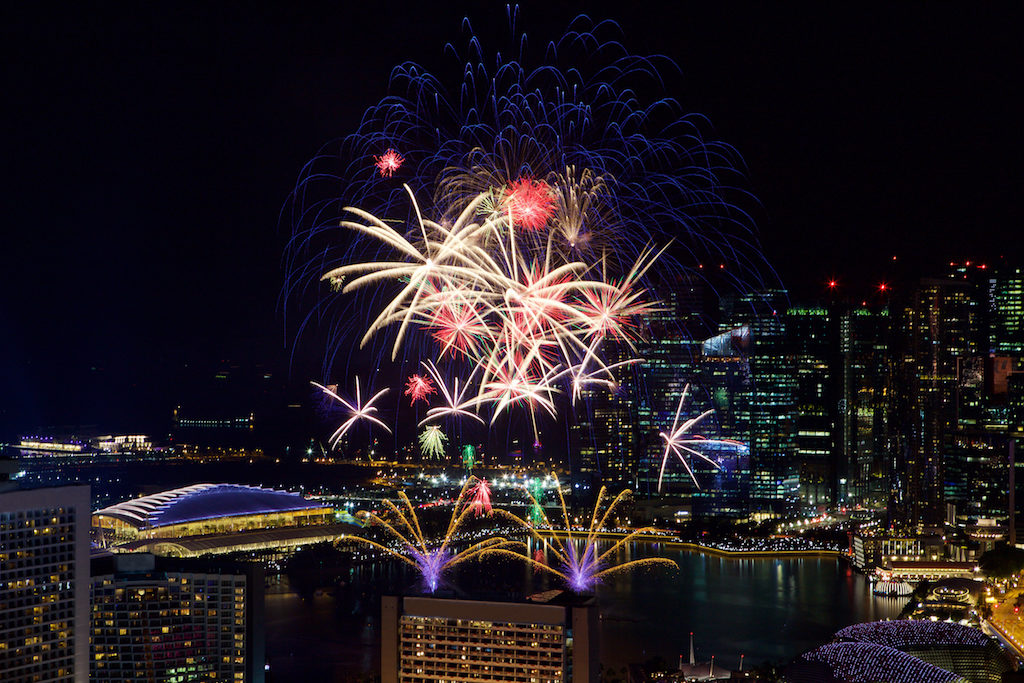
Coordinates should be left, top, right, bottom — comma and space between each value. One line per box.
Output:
264, 540, 905, 680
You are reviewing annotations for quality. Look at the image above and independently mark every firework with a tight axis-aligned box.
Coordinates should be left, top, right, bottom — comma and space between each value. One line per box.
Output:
503, 177, 555, 230
418, 425, 448, 459
527, 478, 545, 526
350, 481, 514, 592
418, 361, 484, 426
321, 186, 651, 428
374, 148, 404, 177
467, 477, 492, 517
283, 11, 779, 395
657, 384, 729, 492
404, 373, 436, 405
311, 379, 391, 447
490, 476, 676, 593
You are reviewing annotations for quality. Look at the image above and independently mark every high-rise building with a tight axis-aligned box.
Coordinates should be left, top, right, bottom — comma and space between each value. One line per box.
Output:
89, 553, 265, 682
787, 305, 838, 510
381, 592, 598, 683
634, 277, 713, 496
717, 290, 798, 512
570, 276, 713, 496
989, 266, 1024, 356
839, 306, 893, 509
894, 274, 980, 527
0, 484, 90, 683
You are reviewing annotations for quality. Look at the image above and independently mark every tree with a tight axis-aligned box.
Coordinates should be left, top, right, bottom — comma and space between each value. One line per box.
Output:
979, 544, 1024, 579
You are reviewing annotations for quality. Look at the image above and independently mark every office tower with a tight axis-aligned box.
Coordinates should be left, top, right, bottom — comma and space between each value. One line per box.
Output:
634, 277, 713, 496
568, 360, 638, 493
381, 593, 598, 683
570, 276, 713, 494
90, 553, 265, 682
717, 290, 798, 511
895, 275, 980, 527
787, 305, 838, 509
0, 484, 90, 683
839, 306, 893, 509
989, 266, 1024, 356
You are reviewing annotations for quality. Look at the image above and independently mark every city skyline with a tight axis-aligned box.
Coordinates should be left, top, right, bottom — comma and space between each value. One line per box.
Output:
2, 3, 1021, 437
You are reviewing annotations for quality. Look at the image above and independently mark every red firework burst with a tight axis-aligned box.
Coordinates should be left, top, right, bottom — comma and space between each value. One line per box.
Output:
503, 177, 555, 230
374, 148, 404, 177
404, 374, 436, 405
427, 303, 489, 357
467, 478, 492, 517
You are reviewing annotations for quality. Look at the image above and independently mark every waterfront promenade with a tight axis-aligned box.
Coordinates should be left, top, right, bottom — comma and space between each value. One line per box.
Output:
538, 528, 845, 559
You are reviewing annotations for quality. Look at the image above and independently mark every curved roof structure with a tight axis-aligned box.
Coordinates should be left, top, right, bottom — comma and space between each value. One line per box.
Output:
834, 620, 989, 648
802, 642, 966, 683
94, 483, 330, 529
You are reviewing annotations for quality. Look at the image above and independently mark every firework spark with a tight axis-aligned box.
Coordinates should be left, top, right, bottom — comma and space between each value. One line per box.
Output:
489, 476, 676, 593
418, 361, 484, 426
418, 425, 448, 459
374, 148, 404, 177
350, 481, 514, 592
657, 384, 727, 492
404, 374, 437, 405
311, 378, 391, 447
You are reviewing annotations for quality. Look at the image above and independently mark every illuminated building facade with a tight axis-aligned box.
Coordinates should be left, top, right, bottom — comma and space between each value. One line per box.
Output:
381, 593, 598, 683
894, 276, 980, 527
0, 484, 90, 683
92, 484, 333, 545
989, 266, 1024, 356
787, 306, 838, 510
90, 553, 264, 682
634, 278, 713, 496
839, 306, 893, 509
716, 290, 798, 510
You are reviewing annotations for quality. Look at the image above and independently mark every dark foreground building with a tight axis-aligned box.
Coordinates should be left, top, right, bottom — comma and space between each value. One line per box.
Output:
381, 591, 598, 683
90, 553, 265, 682
0, 481, 90, 683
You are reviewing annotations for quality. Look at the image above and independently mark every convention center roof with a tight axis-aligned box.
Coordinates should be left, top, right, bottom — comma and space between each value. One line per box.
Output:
94, 483, 329, 529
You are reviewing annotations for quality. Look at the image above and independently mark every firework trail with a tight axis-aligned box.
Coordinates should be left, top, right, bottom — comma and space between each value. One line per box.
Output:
349, 479, 515, 592
311, 379, 391, 446
658, 384, 743, 492
418, 361, 485, 426
489, 475, 676, 593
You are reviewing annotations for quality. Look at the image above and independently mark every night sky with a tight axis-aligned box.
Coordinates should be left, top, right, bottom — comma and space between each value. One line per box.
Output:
2, 3, 1021, 438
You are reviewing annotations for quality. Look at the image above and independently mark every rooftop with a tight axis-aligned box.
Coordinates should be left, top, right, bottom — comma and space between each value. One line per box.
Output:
93, 483, 330, 529
834, 620, 989, 649
802, 642, 967, 683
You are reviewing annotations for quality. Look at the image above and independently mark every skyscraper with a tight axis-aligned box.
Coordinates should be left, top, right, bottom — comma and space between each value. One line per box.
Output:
787, 305, 838, 510
895, 274, 980, 527
0, 483, 90, 683
839, 306, 893, 509
989, 266, 1024, 356
718, 290, 798, 512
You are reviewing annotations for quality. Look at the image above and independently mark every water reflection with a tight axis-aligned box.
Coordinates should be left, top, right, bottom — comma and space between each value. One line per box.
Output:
264, 541, 904, 680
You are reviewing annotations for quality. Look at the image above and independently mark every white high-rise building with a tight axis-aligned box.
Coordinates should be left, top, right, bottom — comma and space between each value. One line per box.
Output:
0, 483, 90, 683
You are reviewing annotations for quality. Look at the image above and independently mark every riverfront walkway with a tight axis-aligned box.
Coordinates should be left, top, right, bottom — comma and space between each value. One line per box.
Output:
536, 527, 844, 559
